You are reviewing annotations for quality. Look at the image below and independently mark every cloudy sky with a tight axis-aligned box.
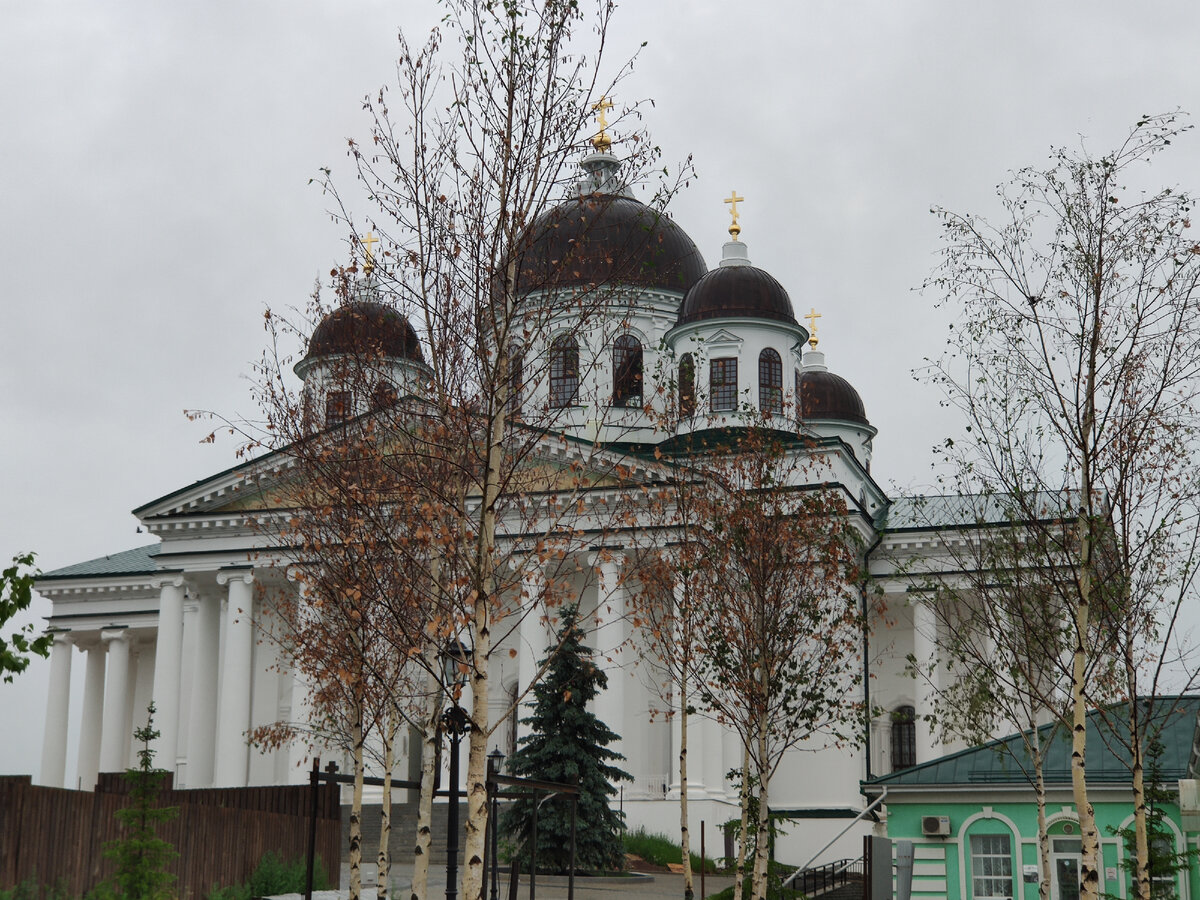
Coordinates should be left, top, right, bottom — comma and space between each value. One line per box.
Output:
4, 0, 1200, 778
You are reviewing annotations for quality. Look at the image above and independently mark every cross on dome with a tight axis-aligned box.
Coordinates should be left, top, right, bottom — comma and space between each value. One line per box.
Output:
724, 190, 744, 240
591, 96, 614, 152
804, 307, 822, 347
361, 231, 379, 274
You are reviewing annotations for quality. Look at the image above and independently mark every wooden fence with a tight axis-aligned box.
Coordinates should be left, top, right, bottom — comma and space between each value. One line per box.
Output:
0, 774, 341, 898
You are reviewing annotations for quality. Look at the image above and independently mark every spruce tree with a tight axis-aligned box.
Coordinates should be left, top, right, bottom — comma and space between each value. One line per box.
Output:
101, 703, 179, 900
501, 606, 631, 873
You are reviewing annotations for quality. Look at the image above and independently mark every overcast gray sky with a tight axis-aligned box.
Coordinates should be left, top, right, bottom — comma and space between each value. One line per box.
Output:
4, 0, 1200, 779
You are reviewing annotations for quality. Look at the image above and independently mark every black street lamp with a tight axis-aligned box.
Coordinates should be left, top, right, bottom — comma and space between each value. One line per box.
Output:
441, 642, 472, 900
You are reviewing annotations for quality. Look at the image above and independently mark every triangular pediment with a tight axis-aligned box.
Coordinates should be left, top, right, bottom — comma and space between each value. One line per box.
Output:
705, 328, 743, 345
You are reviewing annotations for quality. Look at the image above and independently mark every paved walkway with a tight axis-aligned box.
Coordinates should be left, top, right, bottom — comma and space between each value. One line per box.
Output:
269, 862, 731, 900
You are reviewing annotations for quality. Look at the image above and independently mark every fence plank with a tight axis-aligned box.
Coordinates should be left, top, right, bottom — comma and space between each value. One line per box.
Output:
0, 778, 341, 897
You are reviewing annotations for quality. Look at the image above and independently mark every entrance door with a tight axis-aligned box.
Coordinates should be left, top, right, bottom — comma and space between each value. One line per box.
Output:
1051, 839, 1082, 900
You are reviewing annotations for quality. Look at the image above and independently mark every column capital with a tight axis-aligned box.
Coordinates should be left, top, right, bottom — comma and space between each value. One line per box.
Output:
49, 630, 74, 648
216, 568, 254, 587
100, 627, 131, 646
150, 572, 188, 591
584, 548, 625, 570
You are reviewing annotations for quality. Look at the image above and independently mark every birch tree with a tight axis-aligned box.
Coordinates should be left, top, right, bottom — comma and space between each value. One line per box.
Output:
925, 112, 1200, 900
318, 3, 689, 897
664, 424, 866, 900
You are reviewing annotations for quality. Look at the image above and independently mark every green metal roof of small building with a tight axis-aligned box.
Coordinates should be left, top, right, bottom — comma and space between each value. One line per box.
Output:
864, 696, 1200, 789
37, 544, 161, 581
882, 491, 1075, 533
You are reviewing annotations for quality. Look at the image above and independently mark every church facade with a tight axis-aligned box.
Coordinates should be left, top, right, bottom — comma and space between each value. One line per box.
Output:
34, 144, 994, 865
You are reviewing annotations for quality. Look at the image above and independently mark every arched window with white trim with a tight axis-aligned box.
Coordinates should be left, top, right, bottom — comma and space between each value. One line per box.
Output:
759, 348, 783, 415
612, 334, 643, 408
549, 335, 579, 408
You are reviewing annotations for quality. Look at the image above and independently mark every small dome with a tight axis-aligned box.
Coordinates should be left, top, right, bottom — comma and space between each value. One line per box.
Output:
306, 301, 425, 364
800, 369, 869, 425
518, 194, 707, 295
676, 265, 798, 327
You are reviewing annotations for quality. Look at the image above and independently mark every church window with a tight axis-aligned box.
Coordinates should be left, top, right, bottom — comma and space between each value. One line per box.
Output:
969, 834, 1013, 900
372, 380, 398, 410
759, 348, 783, 415
549, 335, 579, 408
891, 705, 916, 771
711, 358, 738, 412
325, 390, 352, 428
611, 334, 643, 408
679, 354, 696, 417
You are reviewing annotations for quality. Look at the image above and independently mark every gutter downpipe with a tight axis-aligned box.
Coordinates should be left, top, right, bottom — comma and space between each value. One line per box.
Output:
782, 786, 888, 889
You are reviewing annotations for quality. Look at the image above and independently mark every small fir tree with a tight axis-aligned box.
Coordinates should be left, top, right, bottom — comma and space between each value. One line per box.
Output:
500, 606, 631, 873
101, 703, 178, 900
1103, 737, 1197, 900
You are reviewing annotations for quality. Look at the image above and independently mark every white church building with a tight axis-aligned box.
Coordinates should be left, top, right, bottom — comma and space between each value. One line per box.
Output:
34, 141, 993, 864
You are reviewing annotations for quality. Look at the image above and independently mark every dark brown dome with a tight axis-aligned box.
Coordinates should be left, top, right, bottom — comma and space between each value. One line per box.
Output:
800, 369, 869, 425
676, 265, 798, 327
307, 301, 425, 364
518, 194, 707, 295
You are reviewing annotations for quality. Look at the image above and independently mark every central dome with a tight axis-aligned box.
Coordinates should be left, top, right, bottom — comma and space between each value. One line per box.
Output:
518, 194, 707, 295
676, 264, 798, 327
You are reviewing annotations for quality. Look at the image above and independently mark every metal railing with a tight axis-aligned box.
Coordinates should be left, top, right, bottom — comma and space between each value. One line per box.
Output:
788, 856, 864, 897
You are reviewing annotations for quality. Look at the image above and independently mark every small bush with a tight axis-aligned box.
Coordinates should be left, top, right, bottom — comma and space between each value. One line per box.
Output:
206, 852, 330, 900
624, 827, 719, 874
0, 879, 74, 900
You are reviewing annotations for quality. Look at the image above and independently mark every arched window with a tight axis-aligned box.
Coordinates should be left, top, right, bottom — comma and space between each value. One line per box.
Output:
611, 334, 643, 408
549, 335, 579, 408
678, 353, 696, 417
325, 390, 351, 428
759, 348, 783, 415
710, 357, 738, 412
891, 705, 916, 771
372, 380, 398, 410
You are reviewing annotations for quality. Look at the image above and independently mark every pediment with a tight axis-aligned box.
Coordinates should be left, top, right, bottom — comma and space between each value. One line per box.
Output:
705, 328, 743, 346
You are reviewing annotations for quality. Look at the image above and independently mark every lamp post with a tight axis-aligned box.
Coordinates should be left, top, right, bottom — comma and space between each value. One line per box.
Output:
486, 748, 506, 900
442, 642, 472, 900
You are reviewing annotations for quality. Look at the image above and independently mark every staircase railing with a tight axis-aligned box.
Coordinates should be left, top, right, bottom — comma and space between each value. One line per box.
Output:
787, 856, 864, 897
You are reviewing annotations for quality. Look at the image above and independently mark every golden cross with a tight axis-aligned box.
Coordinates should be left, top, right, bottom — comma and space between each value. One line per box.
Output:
724, 190, 744, 240
591, 96, 614, 151
361, 231, 379, 273
805, 307, 822, 347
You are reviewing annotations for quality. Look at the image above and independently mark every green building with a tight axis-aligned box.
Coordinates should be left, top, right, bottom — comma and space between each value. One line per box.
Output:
862, 697, 1200, 900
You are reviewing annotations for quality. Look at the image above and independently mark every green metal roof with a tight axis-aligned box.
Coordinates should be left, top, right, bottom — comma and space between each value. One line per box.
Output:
865, 696, 1200, 788
882, 491, 1075, 532
38, 544, 161, 581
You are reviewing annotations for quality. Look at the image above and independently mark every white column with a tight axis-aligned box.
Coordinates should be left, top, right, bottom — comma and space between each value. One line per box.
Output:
99, 629, 132, 773
516, 565, 545, 745
150, 577, 186, 774
912, 598, 941, 761
77, 640, 106, 790
214, 570, 254, 787
592, 554, 626, 764
187, 591, 221, 787
39, 632, 73, 786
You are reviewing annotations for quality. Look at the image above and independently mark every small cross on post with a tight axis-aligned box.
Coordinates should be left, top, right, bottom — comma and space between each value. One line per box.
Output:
361, 231, 379, 274
804, 307, 822, 348
724, 190, 744, 241
591, 96, 614, 152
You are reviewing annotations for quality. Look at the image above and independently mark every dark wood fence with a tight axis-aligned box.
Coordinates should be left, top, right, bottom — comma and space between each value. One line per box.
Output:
0, 774, 341, 898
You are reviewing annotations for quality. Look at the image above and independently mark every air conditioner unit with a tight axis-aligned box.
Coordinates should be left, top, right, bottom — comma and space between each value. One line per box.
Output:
921, 815, 951, 837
